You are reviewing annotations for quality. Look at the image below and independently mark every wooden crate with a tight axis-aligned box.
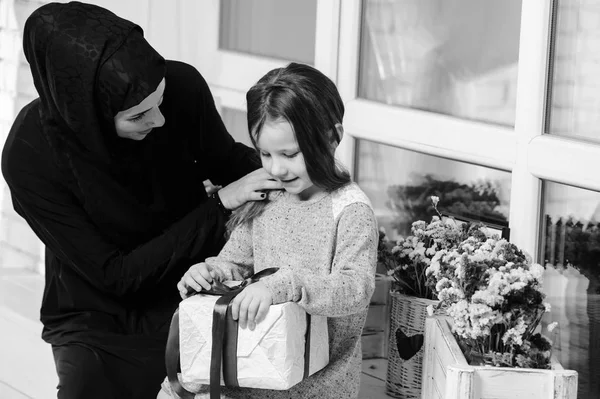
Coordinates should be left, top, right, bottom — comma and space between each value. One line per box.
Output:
421, 317, 578, 399
361, 274, 392, 359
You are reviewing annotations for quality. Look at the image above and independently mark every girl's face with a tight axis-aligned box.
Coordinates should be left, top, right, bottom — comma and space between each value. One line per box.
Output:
256, 119, 322, 200
113, 78, 166, 140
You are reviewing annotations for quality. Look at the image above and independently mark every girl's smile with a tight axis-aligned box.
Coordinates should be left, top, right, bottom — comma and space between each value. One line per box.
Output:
256, 119, 322, 200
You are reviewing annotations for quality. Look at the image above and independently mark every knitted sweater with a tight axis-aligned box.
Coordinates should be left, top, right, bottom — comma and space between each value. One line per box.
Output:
162, 182, 378, 398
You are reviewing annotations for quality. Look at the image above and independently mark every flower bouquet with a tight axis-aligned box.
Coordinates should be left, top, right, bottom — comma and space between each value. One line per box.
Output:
379, 197, 496, 398
378, 196, 490, 300
425, 233, 554, 369
421, 233, 578, 399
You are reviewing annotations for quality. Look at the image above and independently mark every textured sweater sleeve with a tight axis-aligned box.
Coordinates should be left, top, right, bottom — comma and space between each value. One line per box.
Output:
204, 221, 255, 281
261, 202, 378, 317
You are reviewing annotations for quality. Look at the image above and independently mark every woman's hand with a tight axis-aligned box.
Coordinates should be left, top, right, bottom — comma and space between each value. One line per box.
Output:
231, 281, 273, 330
203, 179, 222, 196
218, 168, 282, 210
177, 262, 218, 299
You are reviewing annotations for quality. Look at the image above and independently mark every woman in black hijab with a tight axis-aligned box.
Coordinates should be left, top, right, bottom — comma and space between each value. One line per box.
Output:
1, 2, 281, 398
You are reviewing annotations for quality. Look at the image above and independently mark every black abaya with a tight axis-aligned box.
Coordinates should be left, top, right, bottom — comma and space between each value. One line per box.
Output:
1, 2, 260, 396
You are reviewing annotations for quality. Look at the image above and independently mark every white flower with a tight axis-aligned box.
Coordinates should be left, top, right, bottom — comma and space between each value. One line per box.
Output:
502, 317, 527, 346
444, 217, 458, 228
530, 263, 544, 281
426, 305, 434, 317
435, 277, 450, 292
431, 196, 440, 207
547, 322, 558, 332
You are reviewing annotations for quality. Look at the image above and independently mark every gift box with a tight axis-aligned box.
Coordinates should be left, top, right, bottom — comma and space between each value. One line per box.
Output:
178, 293, 329, 391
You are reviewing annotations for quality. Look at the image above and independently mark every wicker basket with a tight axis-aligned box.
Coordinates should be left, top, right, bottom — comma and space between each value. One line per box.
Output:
385, 292, 438, 399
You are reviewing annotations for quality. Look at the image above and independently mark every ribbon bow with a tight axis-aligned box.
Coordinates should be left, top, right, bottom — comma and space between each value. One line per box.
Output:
166, 268, 286, 399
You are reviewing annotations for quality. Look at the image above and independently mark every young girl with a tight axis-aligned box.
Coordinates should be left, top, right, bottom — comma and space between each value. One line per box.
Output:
160, 62, 378, 399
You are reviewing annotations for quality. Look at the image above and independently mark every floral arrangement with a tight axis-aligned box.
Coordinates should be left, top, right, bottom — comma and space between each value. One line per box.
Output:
425, 230, 556, 369
378, 196, 490, 300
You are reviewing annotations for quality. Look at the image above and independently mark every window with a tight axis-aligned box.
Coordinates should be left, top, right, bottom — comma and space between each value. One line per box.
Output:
220, 107, 252, 147
359, 0, 522, 126
220, 0, 317, 64
547, 1, 600, 143
355, 139, 511, 240
338, 2, 600, 395
195, 0, 339, 101
541, 181, 600, 397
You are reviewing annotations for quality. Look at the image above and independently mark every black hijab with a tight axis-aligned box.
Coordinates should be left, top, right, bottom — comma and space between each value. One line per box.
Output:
23, 2, 175, 247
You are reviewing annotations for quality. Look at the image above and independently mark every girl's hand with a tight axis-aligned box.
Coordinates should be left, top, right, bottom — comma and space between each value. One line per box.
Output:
231, 281, 273, 330
218, 168, 282, 210
177, 262, 217, 299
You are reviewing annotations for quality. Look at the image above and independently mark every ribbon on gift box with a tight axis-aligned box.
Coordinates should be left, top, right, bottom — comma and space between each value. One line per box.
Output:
165, 268, 312, 399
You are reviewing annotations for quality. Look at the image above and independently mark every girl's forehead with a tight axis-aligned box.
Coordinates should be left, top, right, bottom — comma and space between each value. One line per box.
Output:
256, 119, 298, 149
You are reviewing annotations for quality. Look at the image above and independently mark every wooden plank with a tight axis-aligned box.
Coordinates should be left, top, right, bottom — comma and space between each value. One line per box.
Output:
362, 330, 387, 359
365, 304, 389, 330
422, 316, 579, 399
474, 368, 550, 398
553, 371, 579, 399
370, 275, 392, 305
362, 358, 387, 381
436, 318, 467, 366
431, 348, 447, 396
421, 317, 438, 399
358, 372, 392, 399
445, 366, 474, 399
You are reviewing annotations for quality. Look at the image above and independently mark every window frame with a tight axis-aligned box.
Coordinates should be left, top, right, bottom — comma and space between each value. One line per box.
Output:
206, 0, 600, 263
193, 0, 340, 97
336, 0, 600, 261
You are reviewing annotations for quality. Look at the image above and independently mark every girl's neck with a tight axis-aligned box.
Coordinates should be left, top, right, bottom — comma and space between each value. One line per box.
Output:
289, 185, 326, 202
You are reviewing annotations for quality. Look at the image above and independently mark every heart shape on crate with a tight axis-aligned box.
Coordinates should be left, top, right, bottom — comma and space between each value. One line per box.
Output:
395, 327, 424, 361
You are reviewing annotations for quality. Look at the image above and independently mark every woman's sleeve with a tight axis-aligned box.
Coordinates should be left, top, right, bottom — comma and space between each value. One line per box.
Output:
204, 221, 255, 282
261, 202, 379, 317
185, 61, 260, 185
3, 157, 228, 299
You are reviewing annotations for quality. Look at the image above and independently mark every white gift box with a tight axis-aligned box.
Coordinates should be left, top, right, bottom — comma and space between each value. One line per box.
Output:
179, 294, 329, 391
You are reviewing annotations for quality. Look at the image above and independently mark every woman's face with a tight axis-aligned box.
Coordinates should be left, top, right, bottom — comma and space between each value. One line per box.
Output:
113, 78, 166, 140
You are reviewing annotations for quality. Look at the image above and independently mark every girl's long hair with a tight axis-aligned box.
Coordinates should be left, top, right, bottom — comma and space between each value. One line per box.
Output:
227, 62, 350, 232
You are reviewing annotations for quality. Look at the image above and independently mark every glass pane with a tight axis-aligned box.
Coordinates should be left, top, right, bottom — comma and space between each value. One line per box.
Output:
547, 2, 600, 143
221, 107, 253, 148
219, 0, 317, 64
355, 139, 511, 241
358, 0, 522, 126
541, 181, 600, 399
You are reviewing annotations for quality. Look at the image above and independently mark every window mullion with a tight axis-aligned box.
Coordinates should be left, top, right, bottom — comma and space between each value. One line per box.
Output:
336, 0, 363, 175
511, 0, 553, 259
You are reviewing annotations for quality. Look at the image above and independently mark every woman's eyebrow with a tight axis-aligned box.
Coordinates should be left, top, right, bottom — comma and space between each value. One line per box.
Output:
129, 109, 150, 119
128, 95, 164, 119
